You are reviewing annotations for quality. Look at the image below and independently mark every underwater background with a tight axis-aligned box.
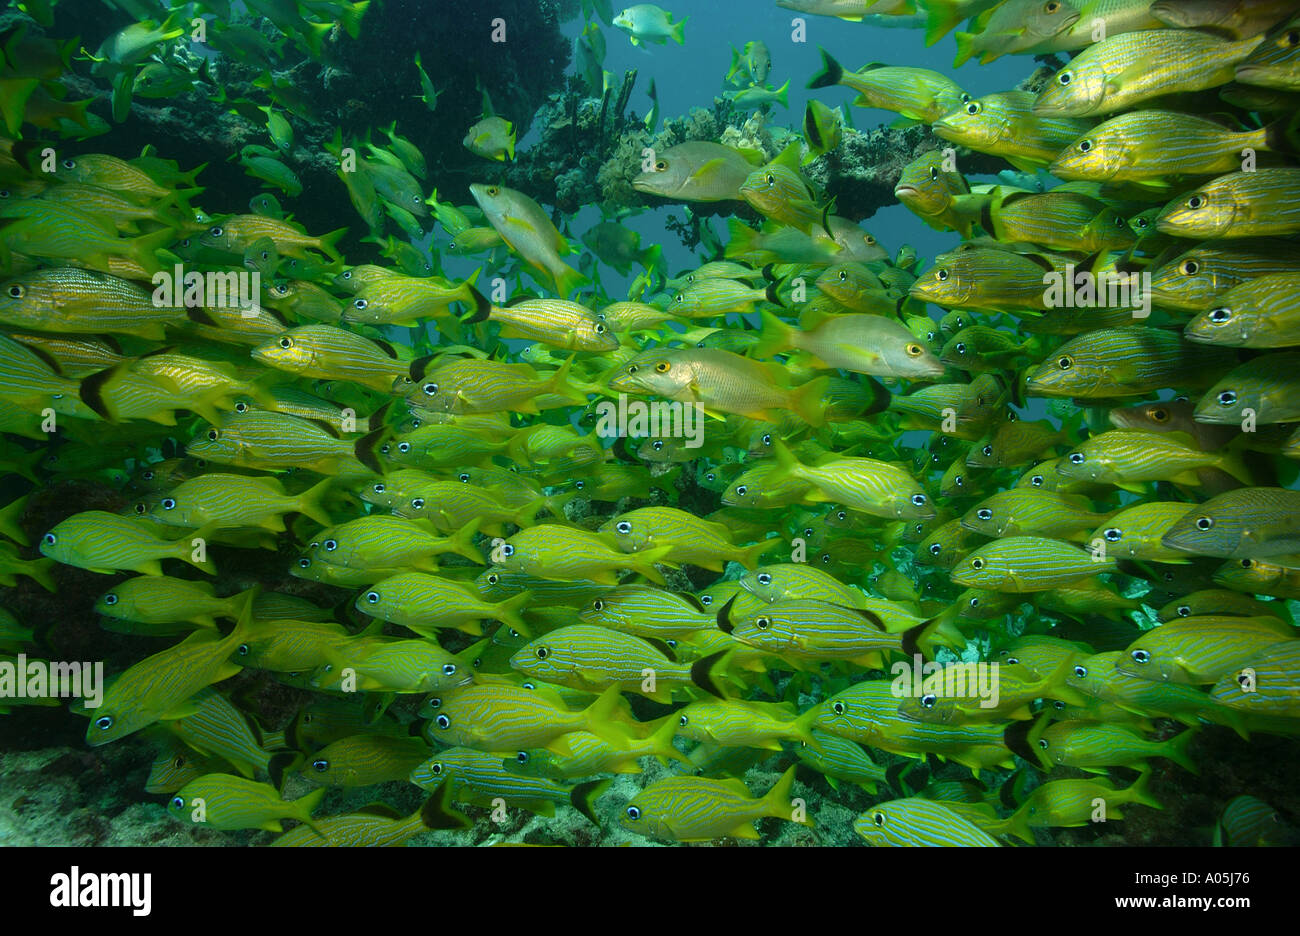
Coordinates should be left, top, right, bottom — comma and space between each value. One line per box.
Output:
0, 0, 1299, 846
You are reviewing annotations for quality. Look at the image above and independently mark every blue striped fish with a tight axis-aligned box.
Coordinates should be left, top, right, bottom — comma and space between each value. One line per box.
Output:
856, 798, 1001, 846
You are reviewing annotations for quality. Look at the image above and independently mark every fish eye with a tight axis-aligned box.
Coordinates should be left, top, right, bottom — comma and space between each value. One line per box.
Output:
873, 812, 885, 827
954, 342, 966, 355
911, 493, 927, 506
209, 225, 223, 237
6, 284, 23, 298
652, 440, 664, 450
954, 476, 964, 487
1148, 407, 1169, 422
981, 445, 993, 457
234, 401, 249, 413
1176, 605, 1191, 616
592, 599, 604, 612
1057, 71, 1071, 86
1057, 355, 1073, 369
298, 558, 311, 568
458, 472, 471, 482
535, 647, 549, 659
735, 485, 748, 496
706, 473, 716, 482
970, 557, 985, 570
1038, 738, 1049, 749
1104, 527, 1121, 542
501, 544, 515, 557
442, 664, 456, 675
1180, 260, 1200, 276
1193, 516, 1215, 532
170, 795, 184, 809
654, 159, 667, 171
278, 337, 292, 348
920, 693, 936, 709
936, 268, 949, 281
654, 361, 671, 373
162, 498, 176, 510
487, 573, 499, 585
237, 643, 250, 656
398, 442, 411, 453
142, 470, 155, 480
353, 298, 368, 310
207, 429, 220, 441
616, 520, 632, 534
1186, 194, 1205, 210
435, 714, 451, 729
836, 511, 846, 521
1217, 390, 1237, 406
1030, 475, 1044, 486
595, 323, 606, 334
133, 503, 147, 514
373, 483, 386, 493
411, 498, 426, 510
1069, 452, 1085, 464
1130, 649, 1150, 665
837, 270, 848, 282
365, 591, 380, 604
575, 480, 586, 489
626, 806, 641, 821
755, 616, 770, 630
43, 532, 56, 546
968, 597, 980, 607
1078, 139, 1091, 153
1073, 665, 1087, 678
700, 594, 713, 605
764, 173, 776, 185
95, 715, 113, 730
964, 102, 980, 115
103, 593, 118, 605
1208, 307, 1231, 323
1241, 559, 1253, 568
312, 759, 329, 772
486, 186, 499, 196
929, 543, 941, 555
678, 714, 689, 726
1044, 0, 1059, 10
761, 433, 772, 445
929, 166, 939, 181
627, 364, 639, 374
832, 701, 845, 715
428, 762, 443, 775
757, 572, 772, 585
906, 343, 923, 356
976, 508, 992, 521
323, 539, 338, 551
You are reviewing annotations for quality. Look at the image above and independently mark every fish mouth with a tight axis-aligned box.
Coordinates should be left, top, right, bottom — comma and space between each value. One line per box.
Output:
894, 184, 919, 199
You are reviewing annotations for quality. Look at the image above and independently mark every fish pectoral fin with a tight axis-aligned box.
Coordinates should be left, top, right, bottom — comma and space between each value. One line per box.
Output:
728, 821, 762, 839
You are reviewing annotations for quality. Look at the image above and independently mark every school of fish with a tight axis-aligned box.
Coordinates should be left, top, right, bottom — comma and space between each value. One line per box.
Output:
0, 0, 1299, 847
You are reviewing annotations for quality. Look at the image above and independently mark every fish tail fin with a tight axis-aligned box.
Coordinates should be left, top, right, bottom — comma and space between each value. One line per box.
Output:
923, 0, 967, 45
124, 226, 177, 277
1164, 729, 1199, 775
299, 20, 333, 59
294, 785, 328, 829
1263, 108, 1300, 155
353, 424, 388, 475
724, 217, 762, 261
494, 588, 533, 637
1002, 802, 1036, 845
318, 227, 348, 262
1213, 447, 1253, 485
445, 517, 484, 564
267, 751, 300, 792
671, 16, 687, 44
738, 538, 775, 570
774, 78, 789, 109
547, 354, 588, 406
553, 263, 588, 299
420, 778, 473, 830
808, 47, 842, 90
338, 0, 370, 39
689, 649, 734, 699
793, 707, 824, 752
178, 528, 218, 576
583, 684, 634, 744
27, 556, 56, 593
788, 375, 831, 428
462, 282, 492, 323
1130, 768, 1163, 811
751, 308, 797, 360
569, 777, 611, 825
296, 477, 335, 528
647, 715, 689, 765
762, 764, 800, 822
952, 31, 977, 68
